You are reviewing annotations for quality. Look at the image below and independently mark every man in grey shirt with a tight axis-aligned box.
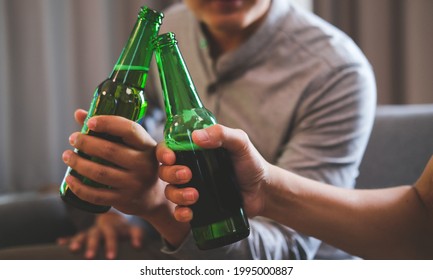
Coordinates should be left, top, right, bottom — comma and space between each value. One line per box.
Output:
143, 0, 376, 259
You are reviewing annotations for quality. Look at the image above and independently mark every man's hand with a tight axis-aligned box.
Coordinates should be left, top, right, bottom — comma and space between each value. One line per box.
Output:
57, 211, 144, 259
62, 109, 165, 218
157, 124, 270, 222
62, 109, 190, 248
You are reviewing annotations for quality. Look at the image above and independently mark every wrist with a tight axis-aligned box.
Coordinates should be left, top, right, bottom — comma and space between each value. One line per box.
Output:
138, 181, 191, 248
261, 164, 298, 221
147, 201, 191, 248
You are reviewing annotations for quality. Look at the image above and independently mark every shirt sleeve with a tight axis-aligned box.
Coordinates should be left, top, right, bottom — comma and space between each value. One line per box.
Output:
278, 63, 377, 187
274, 61, 377, 259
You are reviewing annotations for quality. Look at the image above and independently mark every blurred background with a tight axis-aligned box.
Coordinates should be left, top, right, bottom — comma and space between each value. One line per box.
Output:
0, 0, 432, 195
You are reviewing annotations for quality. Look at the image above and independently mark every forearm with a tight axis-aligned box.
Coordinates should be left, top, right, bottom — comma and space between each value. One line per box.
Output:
263, 164, 431, 259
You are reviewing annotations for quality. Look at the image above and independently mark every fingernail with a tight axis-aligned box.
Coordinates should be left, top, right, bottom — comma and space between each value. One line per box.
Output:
65, 175, 73, 185
193, 130, 209, 142
175, 169, 188, 180
181, 209, 193, 220
87, 118, 96, 130
162, 152, 172, 164
62, 151, 70, 163
183, 190, 196, 202
69, 133, 77, 146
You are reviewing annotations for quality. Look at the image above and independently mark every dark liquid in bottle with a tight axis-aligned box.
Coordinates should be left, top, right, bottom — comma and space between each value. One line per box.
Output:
174, 148, 250, 249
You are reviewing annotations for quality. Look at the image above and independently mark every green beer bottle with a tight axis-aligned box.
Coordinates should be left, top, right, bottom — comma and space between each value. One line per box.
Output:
59, 6, 163, 213
154, 32, 250, 250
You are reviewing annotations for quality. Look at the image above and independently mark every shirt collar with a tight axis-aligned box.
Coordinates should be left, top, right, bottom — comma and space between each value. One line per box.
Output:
195, 0, 292, 80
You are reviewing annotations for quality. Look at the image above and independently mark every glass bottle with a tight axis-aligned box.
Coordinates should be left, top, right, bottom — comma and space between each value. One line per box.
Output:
59, 6, 163, 213
154, 32, 250, 250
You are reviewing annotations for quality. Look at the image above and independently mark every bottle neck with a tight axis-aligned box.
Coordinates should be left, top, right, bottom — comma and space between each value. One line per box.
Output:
154, 33, 204, 117
109, 7, 163, 88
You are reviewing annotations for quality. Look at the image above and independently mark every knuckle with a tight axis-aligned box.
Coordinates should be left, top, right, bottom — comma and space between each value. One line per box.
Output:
92, 195, 106, 206
100, 142, 118, 159
131, 151, 147, 167
70, 184, 83, 198
159, 166, 173, 183
128, 121, 141, 139
66, 152, 77, 167
164, 185, 176, 201
128, 178, 142, 190
158, 166, 166, 180
236, 128, 249, 141
91, 166, 109, 182
130, 121, 139, 134
70, 180, 106, 207
74, 133, 85, 148
213, 124, 228, 144
212, 124, 224, 137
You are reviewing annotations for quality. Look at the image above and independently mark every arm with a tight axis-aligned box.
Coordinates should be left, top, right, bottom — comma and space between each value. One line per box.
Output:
265, 165, 430, 259
160, 124, 433, 259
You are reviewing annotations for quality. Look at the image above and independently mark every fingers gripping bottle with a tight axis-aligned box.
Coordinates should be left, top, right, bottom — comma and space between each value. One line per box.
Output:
59, 7, 163, 213
154, 32, 250, 250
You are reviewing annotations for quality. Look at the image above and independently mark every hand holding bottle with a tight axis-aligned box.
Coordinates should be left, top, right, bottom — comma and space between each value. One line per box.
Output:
63, 109, 191, 248
158, 124, 269, 221
63, 109, 163, 217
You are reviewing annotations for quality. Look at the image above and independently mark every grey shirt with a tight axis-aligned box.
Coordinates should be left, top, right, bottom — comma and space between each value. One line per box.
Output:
147, 0, 377, 259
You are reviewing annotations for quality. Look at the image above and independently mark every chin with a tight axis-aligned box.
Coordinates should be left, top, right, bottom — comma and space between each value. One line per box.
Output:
205, 14, 250, 32
190, 0, 269, 33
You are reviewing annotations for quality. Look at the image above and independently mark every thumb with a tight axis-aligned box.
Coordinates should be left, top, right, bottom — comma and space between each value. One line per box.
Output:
191, 124, 251, 158
74, 109, 88, 126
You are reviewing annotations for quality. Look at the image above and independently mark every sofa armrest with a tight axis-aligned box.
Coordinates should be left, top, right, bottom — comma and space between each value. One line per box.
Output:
0, 192, 77, 249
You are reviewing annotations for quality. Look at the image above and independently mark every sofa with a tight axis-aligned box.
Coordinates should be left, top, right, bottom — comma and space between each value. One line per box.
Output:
356, 104, 433, 189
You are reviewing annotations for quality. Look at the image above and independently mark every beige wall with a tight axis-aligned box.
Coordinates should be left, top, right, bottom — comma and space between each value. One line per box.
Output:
404, 1, 433, 104
315, 0, 433, 104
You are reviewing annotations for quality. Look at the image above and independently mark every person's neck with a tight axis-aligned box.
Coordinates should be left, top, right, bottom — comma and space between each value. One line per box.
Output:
203, 26, 253, 59
202, 12, 269, 59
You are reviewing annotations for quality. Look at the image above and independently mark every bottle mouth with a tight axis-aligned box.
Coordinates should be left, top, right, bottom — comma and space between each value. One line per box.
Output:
138, 6, 164, 24
153, 32, 177, 49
